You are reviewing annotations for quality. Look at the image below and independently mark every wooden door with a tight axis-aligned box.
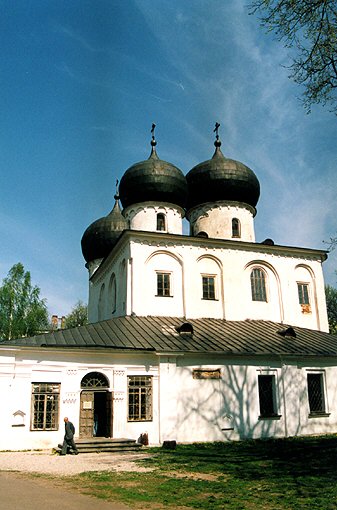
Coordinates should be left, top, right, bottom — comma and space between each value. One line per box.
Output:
105, 391, 113, 438
80, 390, 94, 438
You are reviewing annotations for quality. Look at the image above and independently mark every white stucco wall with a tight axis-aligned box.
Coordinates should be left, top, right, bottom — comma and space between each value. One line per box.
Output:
0, 348, 160, 451
123, 202, 184, 235
88, 242, 131, 323
159, 354, 337, 443
187, 201, 256, 242
123, 235, 328, 331
88, 233, 328, 331
1, 347, 336, 451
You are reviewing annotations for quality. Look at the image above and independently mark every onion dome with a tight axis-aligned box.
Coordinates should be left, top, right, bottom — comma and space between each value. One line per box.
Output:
119, 125, 187, 210
81, 192, 128, 263
186, 124, 260, 210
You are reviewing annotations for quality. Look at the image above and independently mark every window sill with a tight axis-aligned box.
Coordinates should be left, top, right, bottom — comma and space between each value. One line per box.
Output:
258, 414, 282, 421
127, 419, 153, 423
308, 412, 330, 418
202, 298, 219, 301
30, 428, 59, 432
155, 295, 173, 298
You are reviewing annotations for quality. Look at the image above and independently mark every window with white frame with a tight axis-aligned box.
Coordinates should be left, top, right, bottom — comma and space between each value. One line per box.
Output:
202, 275, 216, 300
31, 383, 60, 431
258, 374, 279, 418
298, 283, 309, 304
128, 376, 153, 421
156, 272, 171, 296
251, 268, 267, 302
307, 372, 328, 416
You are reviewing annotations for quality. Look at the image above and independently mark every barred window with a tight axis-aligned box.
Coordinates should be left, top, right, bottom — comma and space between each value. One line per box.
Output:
251, 268, 267, 302
298, 283, 310, 305
157, 272, 171, 297
31, 383, 60, 431
128, 376, 153, 421
258, 375, 277, 417
307, 373, 326, 415
202, 275, 216, 300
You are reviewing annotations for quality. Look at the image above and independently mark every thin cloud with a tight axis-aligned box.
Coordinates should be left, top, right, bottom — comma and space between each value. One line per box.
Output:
55, 24, 104, 53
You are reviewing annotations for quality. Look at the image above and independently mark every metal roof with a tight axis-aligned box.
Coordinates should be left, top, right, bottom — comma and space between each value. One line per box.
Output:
1, 317, 336, 357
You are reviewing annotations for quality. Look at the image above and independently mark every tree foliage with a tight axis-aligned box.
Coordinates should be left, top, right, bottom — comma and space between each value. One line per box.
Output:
250, 0, 337, 113
0, 263, 49, 340
325, 284, 337, 333
64, 300, 88, 329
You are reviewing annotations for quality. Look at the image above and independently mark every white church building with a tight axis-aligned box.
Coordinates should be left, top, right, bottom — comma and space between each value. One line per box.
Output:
0, 125, 336, 451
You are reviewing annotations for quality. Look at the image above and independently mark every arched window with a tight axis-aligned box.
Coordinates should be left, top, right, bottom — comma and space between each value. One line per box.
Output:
232, 218, 241, 238
98, 283, 105, 321
156, 213, 166, 231
250, 268, 267, 302
196, 231, 208, 238
81, 372, 109, 388
109, 273, 116, 313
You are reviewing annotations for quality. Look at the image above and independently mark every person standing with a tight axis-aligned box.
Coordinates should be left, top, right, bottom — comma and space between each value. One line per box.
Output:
60, 417, 79, 455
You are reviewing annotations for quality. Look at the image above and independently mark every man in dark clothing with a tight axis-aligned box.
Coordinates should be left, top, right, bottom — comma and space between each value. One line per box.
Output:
60, 417, 79, 455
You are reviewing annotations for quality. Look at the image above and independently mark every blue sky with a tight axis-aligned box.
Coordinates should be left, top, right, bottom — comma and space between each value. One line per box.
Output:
1, 0, 336, 317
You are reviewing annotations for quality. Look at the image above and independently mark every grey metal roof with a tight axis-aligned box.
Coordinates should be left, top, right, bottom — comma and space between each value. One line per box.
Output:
81, 197, 128, 263
186, 141, 260, 210
1, 317, 336, 357
119, 144, 187, 210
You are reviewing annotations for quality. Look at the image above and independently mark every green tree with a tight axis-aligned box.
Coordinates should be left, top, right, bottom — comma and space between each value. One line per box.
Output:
0, 263, 49, 340
325, 284, 337, 333
64, 300, 88, 329
250, 0, 337, 113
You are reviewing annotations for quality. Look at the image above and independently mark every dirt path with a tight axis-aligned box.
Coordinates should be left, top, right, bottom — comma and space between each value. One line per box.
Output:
0, 449, 155, 510
0, 471, 131, 510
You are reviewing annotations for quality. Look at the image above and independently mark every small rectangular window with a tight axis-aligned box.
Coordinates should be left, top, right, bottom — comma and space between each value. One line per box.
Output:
307, 373, 326, 415
202, 276, 216, 300
31, 383, 60, 431
128, 376, 153, 421
157, 272, 171, 296
258, 375, 278, 418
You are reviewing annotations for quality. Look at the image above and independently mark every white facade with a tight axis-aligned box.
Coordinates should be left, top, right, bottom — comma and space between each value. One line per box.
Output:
123, 201, 185, 235
88, 231, 328, 333
187, 201, 256, 242
1, 344, 336, 451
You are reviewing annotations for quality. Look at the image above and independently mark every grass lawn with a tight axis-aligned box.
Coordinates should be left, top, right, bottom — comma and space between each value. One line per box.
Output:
68, 435, 337, 509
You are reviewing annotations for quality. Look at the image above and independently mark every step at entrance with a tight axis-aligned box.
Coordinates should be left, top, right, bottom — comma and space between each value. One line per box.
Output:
54, 437, 143, 454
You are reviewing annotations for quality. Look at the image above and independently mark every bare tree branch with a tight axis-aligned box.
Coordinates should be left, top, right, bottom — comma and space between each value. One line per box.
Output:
249, 0, 337, 113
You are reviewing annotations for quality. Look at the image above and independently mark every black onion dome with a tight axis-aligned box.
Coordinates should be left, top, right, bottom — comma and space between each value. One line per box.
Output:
119, 140, 187, 210
81, 197, 128, 263
186, 139, 260, 210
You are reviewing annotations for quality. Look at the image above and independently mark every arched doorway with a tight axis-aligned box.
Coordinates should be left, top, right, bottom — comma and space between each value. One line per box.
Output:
79, 372, 113, 438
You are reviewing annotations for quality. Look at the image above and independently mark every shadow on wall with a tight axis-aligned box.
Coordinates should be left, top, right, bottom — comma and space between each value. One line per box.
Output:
173, 362, 304, 441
